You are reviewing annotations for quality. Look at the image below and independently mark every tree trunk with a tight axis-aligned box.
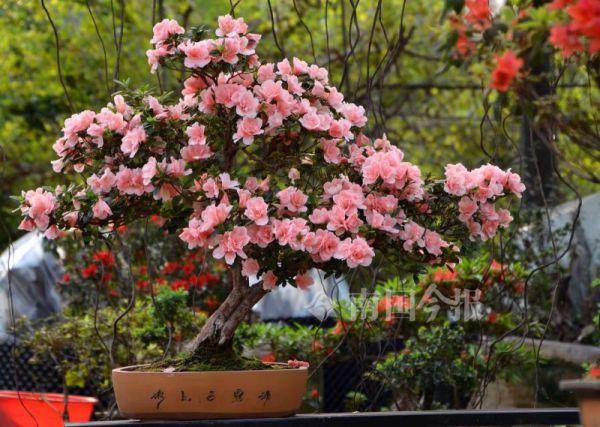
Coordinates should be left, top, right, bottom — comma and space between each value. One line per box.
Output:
521, 0, 556, 208
190, 266, 268, 354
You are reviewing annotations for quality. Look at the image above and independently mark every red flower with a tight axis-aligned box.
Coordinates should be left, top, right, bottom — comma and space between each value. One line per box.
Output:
490, 51, 523, 92
487, 311, 498, 323
465, 0, 491, 27
261, 353, 276, 363
60, 273, 71, 284
549, 0, 576, 10
162, 261, 180, 275
150, 214, 166, 227
310, 388, 319, 398
549, 24, 584, 57
101, 271, 113, 283
171, 279, 189, 291
182, 263, 195, 276
136, 279, 150, 291
567, 0, 600, 54
204, 296, 219, 310
81, 263, 98, 278
92, 250, 115, 267
456, 32, 476, 57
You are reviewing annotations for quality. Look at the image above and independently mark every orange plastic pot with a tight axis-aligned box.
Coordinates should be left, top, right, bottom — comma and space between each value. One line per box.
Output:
0, 391, 97, 427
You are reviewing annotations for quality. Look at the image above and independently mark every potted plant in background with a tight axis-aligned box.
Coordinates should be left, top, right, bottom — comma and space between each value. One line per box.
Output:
16, 14, 524, 419
561, 364, 600, 427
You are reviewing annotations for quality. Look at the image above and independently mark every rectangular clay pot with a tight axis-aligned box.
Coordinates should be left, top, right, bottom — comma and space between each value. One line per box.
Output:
112, 363, 308, 420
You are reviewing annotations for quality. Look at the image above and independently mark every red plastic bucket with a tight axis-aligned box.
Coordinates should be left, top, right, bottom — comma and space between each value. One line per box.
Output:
0, 391, 97, 427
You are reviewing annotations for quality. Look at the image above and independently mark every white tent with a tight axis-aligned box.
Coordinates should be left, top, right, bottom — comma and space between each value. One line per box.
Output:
252, 269, 349, 321
0, 232, 62, 341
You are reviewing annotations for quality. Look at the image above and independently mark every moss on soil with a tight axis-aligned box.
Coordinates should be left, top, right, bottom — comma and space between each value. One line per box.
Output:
133, 344, 282, 372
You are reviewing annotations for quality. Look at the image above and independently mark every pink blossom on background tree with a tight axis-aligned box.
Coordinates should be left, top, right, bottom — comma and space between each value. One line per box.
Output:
18, 15, 524, 358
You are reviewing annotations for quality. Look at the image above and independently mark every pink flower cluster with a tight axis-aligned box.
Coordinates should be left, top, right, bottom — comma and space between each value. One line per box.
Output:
19, 15, 524, 292
445, 164, 525, 240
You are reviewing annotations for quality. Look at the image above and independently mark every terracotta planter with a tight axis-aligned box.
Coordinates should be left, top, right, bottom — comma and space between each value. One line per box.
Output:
560, 379, 600, 427
112, 363, 308, 420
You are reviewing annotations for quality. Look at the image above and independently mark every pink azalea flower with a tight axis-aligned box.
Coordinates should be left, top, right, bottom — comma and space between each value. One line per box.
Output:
287, 360, 309, 368
87, 169, 116, 194
444, 163, 472, 196
121, 126, 147, 157
179, 40, 213, 68
257, 63, 276, 82
288, 168, 300, 183
44, 225, 61, 240
186, 123, 207, 145
181, 144, 213, 161
329, 118, 353, 140
277, 187, 308, 213
233, 117, 264, 145
303, 229, 340, 262
220, 173, 240, 190
237, 189, 252, 208
308, 208, 329, 224
201, 202, 233, 230
151, 19, 185, 45
321, 139, 342, 164
24, 188, 56, 231
18, 218, 36, 232
213, 226, 251, 264
244, 197, 269, 225
241, 258, 260, 277
255, 79, 284, 102
216, 14, 248, 37
398, 221, 425, 251
262, 270, 278, 290
202, 178, 220, 198
458, 197, 478, 221
92, 198, 112, 220
334, 237, 375, 268
423, 230, 448, 256
340, 103, 367, 127
295, 272, 314, 290
272, 218, 309, 250
248, 224, 274, 248
332, 187, 365, 212
232, 89, 259, 118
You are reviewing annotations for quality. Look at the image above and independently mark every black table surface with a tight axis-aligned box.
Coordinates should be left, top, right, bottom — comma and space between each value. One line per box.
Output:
68, 408, 581, 427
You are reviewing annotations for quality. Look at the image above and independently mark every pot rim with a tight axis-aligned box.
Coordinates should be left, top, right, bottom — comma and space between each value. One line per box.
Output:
113, 362, 308, 374
559, 379, 600, 392
0, 390, 99, 404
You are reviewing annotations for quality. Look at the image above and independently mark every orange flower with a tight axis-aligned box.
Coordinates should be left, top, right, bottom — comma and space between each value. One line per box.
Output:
588, 365, 600, 379
432, 267, 458, 283
331, 320, 351, 336
377, 295, 411, 314
311, 340, 324, 353
490, 51, 523, 92
261, 353, 276, 363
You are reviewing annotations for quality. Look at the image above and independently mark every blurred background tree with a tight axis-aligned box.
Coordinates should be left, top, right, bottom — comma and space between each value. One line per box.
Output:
1, 0, 598, 250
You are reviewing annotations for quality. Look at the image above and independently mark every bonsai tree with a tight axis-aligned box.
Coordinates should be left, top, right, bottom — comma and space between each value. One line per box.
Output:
17, 15, 524, 369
